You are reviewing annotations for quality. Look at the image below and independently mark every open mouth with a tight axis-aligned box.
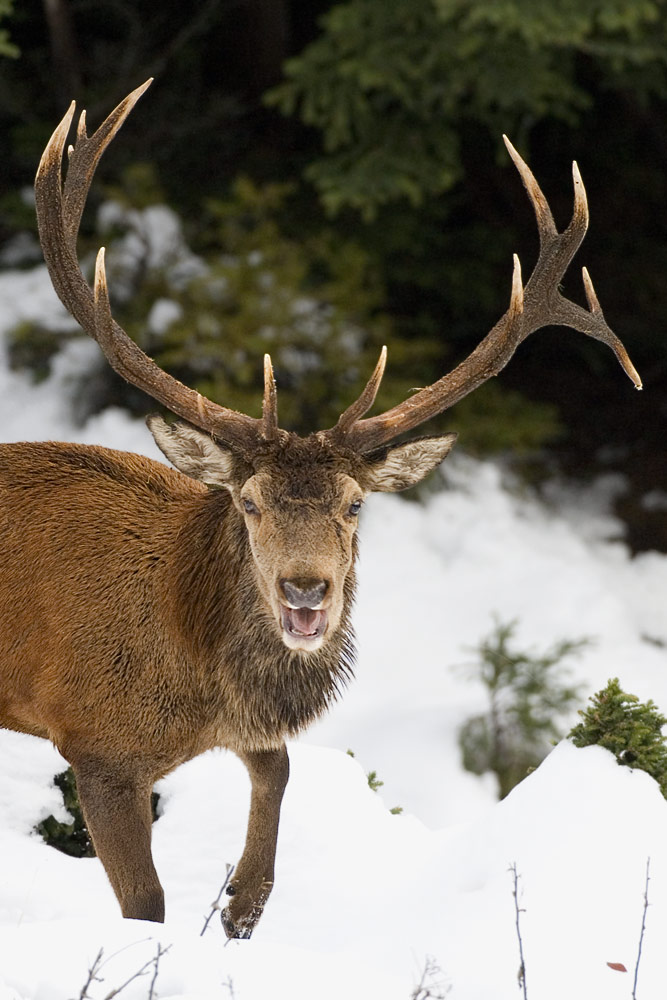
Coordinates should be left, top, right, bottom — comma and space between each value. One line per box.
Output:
280, 606, 328, 647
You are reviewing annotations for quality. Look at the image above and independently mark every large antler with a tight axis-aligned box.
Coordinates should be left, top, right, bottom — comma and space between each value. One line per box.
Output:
35, 79, 279, 452
325, 136, 641, 454
37, 84, 640, 457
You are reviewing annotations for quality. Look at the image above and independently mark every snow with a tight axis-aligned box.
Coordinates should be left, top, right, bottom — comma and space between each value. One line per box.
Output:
0, 258, 666, 997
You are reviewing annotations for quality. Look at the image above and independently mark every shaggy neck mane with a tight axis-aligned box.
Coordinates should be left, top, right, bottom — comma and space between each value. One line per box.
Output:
169, 490, 357, 744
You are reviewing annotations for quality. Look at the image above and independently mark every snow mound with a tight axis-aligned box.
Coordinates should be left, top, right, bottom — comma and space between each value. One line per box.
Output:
0, 734, 666, 999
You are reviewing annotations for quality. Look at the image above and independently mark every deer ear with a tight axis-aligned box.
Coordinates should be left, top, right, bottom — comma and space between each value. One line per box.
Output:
364, 434, 457, 493
146, 415, 238, 487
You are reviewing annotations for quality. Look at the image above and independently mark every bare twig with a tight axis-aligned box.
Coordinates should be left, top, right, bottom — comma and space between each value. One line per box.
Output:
410, 955, 450, 1000
72, 942, 170, 1000
76, 948, 104, 999
509, 863, 528, 1000
201, 863, 236, 936
632, 857, 651, 1000
103, 943, 170, 1000
222, 976, 237, 999
147, 942, 166, 1000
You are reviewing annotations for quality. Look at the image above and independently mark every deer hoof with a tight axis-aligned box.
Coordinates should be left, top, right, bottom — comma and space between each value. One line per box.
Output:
220, 878, 274, 939
221, 906, 255, 939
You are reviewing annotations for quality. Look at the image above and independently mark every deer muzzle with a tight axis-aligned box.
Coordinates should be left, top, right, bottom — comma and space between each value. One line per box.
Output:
278, 578, 330, 651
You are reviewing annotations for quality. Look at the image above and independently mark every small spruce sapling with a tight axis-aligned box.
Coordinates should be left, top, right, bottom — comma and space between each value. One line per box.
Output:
459, 619, 587, 798
568, 678, 667, 798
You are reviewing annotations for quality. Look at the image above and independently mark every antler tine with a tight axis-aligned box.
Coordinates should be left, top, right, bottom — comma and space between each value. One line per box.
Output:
36, 83, 266, 452
581, 267, 642, 389
61, 80, 153, 255
329, 347, 387, 441
505, 136, 588, 279
502, 134, 557, 244
327, 141, 640, 454
262, 354, 279, 439
509, 254, 524, 321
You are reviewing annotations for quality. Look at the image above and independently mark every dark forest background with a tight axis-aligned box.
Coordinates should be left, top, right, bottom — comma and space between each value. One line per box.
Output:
0, 0, 666, 549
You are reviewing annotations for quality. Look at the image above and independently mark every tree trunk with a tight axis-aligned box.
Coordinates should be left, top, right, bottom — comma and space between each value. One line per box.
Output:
41, 0, 82, 106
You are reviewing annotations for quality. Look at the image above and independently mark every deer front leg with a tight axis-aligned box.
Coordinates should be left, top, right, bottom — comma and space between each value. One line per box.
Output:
222, 743, 289, 939
71, 757, 165, 922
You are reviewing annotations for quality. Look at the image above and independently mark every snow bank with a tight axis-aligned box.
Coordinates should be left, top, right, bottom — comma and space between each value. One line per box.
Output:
1, 734, 666, 999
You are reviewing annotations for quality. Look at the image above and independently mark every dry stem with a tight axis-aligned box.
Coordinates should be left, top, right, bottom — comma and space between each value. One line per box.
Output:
509, 862, 528, 1000
410, 955, 449, 1000
200, 862, 236, 936
632, 857, 651, 1000
73, 941, 169, 1000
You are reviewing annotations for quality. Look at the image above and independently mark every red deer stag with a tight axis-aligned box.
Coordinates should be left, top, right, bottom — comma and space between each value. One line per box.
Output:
0, 79, 640, 939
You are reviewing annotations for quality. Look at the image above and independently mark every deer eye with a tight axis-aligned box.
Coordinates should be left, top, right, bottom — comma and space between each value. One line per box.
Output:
242, 497, 260, 516
347, 499, 363, 517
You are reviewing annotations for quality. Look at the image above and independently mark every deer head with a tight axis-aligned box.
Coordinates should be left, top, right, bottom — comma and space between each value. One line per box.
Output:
34, 79, 640, 654
143, 400, 455, 652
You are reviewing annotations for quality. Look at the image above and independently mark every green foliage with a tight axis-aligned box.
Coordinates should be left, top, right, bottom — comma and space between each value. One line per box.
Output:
569, 678, 667, 797
9, 174, 443, 436
346, 750, 403, 812
153, 176, 398, 433
37, 766, 160, 858
36, 768, 95, 858
459, 619, 587, 798
7, 319, 69, 382
365, 768, 384, 793
269, 0, 667, 216
0, 0, 17, 60
102, 162, 167, 212
447, 381, 562, 458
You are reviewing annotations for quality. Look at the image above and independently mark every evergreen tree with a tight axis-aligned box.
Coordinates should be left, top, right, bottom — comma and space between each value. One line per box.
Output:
569, 678, 667, 798
459, 619, 586, 798
270, 0, 667, 216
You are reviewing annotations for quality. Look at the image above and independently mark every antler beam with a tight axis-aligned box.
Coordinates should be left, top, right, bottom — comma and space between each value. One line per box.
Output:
326, 136, 641, 454
37, 83, 640, 459
36, 79, 274, 453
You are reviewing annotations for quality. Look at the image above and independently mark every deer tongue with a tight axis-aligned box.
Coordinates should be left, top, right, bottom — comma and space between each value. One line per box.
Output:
281, 606, 327, 638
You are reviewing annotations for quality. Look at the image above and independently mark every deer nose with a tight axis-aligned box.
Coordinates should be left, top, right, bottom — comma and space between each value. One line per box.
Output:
280, 578, 329, 609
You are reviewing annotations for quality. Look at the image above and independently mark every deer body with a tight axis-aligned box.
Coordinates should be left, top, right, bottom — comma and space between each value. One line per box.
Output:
0, 436, 364, 931
0, 79, 640, 937
0, 440, 349, 755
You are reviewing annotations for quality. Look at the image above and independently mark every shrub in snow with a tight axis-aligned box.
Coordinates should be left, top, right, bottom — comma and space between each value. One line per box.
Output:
569, 677, 667, 797
458, 619, 586, 798
7, 318, 68, 383
346, 749, 402, 813
35, 767, 95, 858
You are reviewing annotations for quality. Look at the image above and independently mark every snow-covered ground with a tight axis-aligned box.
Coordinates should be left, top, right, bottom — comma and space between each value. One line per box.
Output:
0, 259, 666, 998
